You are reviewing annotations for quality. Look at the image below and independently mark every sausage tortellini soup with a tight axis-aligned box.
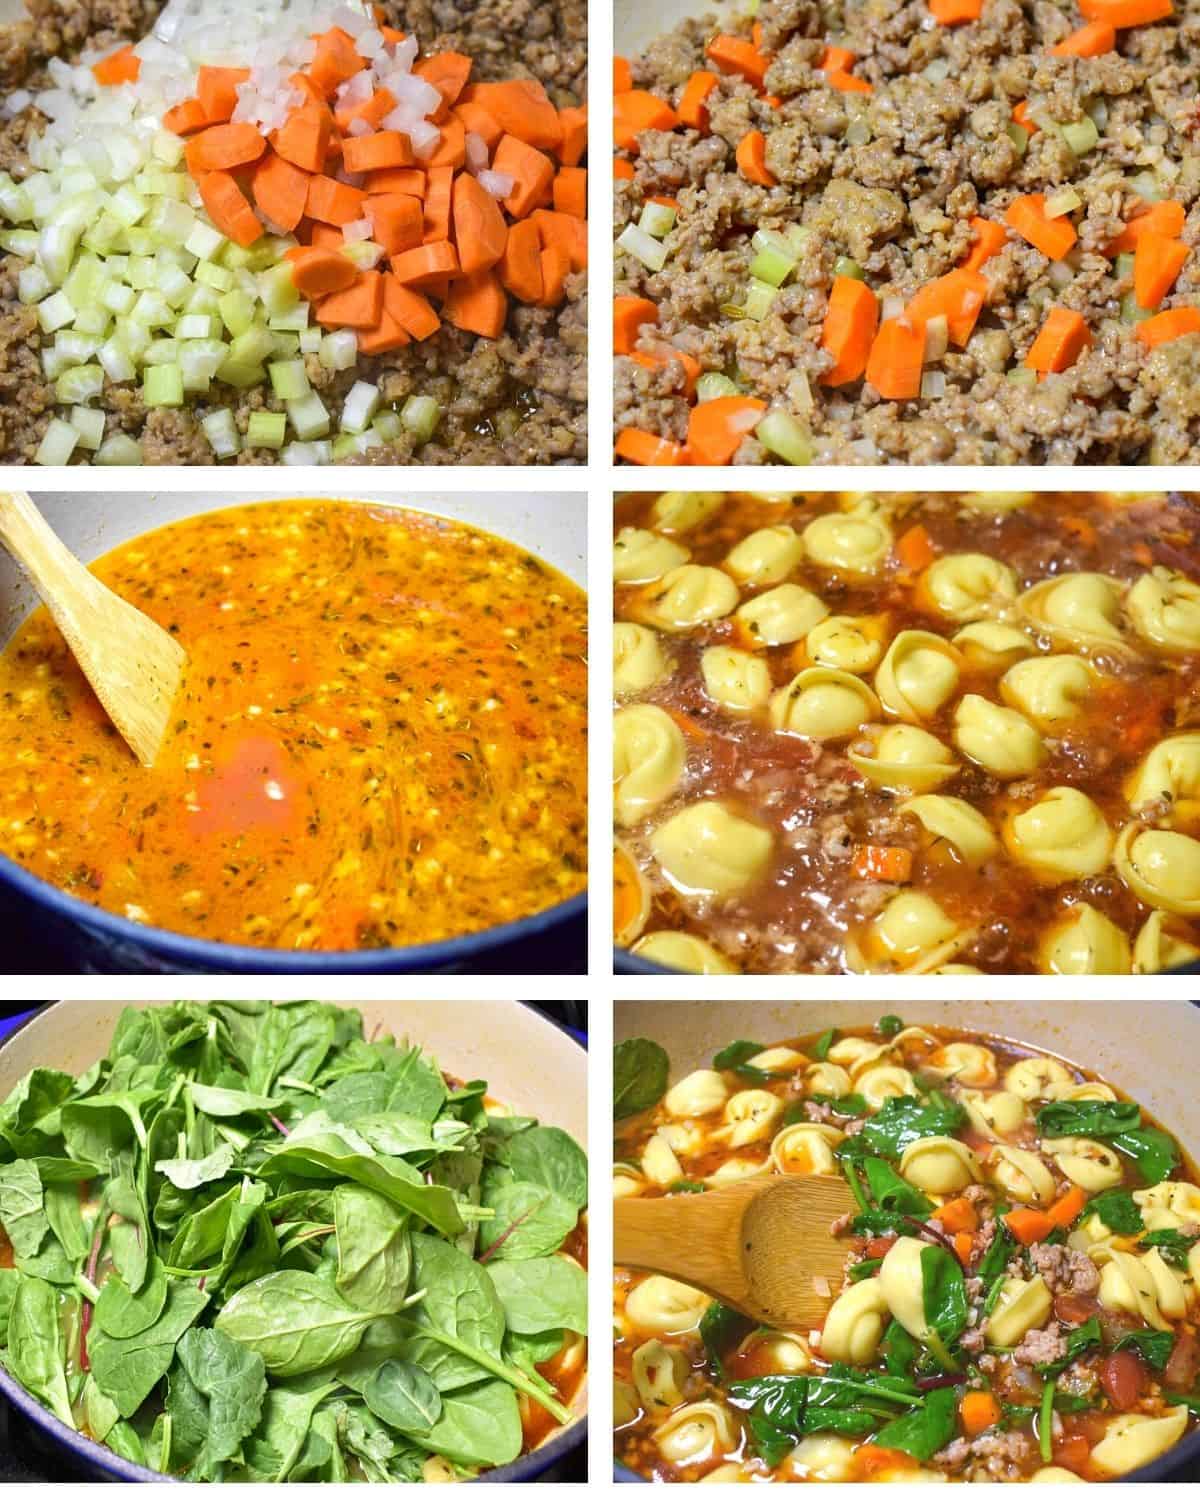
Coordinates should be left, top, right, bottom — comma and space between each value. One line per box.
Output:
613, 491, 1200, 974
613, 1020, 1200, 1483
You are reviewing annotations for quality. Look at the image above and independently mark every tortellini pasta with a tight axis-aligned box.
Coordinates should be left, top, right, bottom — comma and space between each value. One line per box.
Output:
614, 705, 686, 828
1098, 1249, 1184, 1331
848, 724, 959, 793
632, 931, 737, 974
899, 1134, 982, 1193
651, 491, 723, 534
878, 1237, 934, 1342
953, 695, 1046, 779
987, 1144, 1056, 1205
736, 1329, 813, 1374
919, 553, 1018, 622
632, 1340, 690, 1412
747, 1046, 807, 1072
770, 669, 880, 741
819, 1278, 888, 1365
1091, 1409, 1189, 1478
613, 1165, 643, 1199
706, 1157, 771, 1185
614, 1379, 640, 1428
857, 1064, 918, 1110
802, 505, 892, 575
650, 801, 774, 898
1030, 1469, 1086, 1484
1114, 825, 1200, 915
960, 491, 1033, 512
790, 1434, 858, 1481
719, 1088, 784, 1147
1125, 733, 1200, 820
874, 631, 962, 723
664, 1069, 729, 1119
1019, 572, 1127, 652
614, 622, 672, 697
805, 614, 886, 674
655, 1401, 739, 1464
999, 655, 1098, 730
625, 1275, 711, 1335
1043, 1135, 1124, 1191
641, 1130, 684, 1186
858, 892, 962, 972
1127, 566, 1200, 653
615, 841, 650, 947
952, 621, 1035, 671
724, 525, 804, 585
902, 795, 999, 869
924, 1042, 996, 1088
805, 1061, 852, 1098
701, 647, 771, 712
961, 1088, 1027, 1137
1133, 911, 1200, 974
1005, 1057, 1075, 1101
987, 1275, 1053, 1347
1003, 787, 1114, 883
1039, 903, 1132, 975
641, 565, 740, 633
1134, 1181, 1200, 1226
736, 583, 828, 646
769, 1122, 842, 1175
614, 527, 690, 583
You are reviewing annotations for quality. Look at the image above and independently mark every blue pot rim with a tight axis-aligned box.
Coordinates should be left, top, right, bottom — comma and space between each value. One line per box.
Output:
0, 845, 585, 972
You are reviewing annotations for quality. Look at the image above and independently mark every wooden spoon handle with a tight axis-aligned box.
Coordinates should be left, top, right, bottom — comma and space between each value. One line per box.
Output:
0, 491, 105, 637
614, 1179, 767, 1311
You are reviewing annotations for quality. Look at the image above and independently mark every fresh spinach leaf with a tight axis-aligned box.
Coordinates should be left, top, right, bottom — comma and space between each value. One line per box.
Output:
862, 1157, 934, 1217
487, 1257, 586, 1335
1087, 1190, 1144, 1234
1139, 1229, 1193, 1268
416, 1378, 522, 1469
880, 1319, 918, 1378
476, 1180, 576, 1261
214, 1270, 376, 1377
1035, 1100, 1142, 1139
1111, 1127, 1180, 1186
861, 1094, 966, 1156
0, 1160, 47, 1258
614, 1039, 669, 1120
7, 1273, 75, 1428
333, 1184, 411, 1314
1113, 1329, 1174, 1370
503, 1126, 587, 1210
88, 1281, 209, 1417
873, 1385, 957, 1461
154, 1143, 236, 1191
921, 1245, 968, 1368
95, 1257, 168, 1339
172, 1326, 268, 1479
813, 1029, 836, 1060
700, 1300, 754, 1379
364, 1359, 443, 1434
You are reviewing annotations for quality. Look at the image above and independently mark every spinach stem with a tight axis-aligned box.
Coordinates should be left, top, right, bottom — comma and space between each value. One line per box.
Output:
1039, 1379, 1055, 1464
397, 1319, 571, 1424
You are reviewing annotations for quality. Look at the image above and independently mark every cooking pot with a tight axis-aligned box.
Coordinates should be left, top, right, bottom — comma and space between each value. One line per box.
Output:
613, 997, 1200, 1482
0, 491, 586, 973
0, 998, 589, 1483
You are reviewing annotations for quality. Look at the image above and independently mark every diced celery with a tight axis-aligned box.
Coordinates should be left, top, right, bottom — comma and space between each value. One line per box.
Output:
146, 198, 196, 244
115, 321, 152, 361
0, 175, 31, 223
299, 326, 323, 354
94, 433, 144, 464
143, 337, 180, 367
184, 285, 222, 317
1121, 292, 1152, 324
143, 363, 184, 407
159, 264, 193, 308
400, 394, 440, 442
18, 264, 52, 305
271, 332, 301, 358
177, 314, 217, 341
1006, 367, 1037, 386
287, 390, 331, 439
1062, 117, 1099, 156
39, 222, 84, 285
102, 281, 137, 316
73, 307, 111, 337
834, 256, 864, 280
268, 305, 310, 333
98, 337, 137, 383
216, 289, 256, 338
185, 220, 226, 262
280, 440, 332, 465
56, 365, 104, 404
259, 262, 300, 317
180, 340, 228, 391
202, 408, 241, 458
696, 372, 740, 402
1006, 122, 1029, 156
109, 185, 148, 227
126, 255, 156, 290
319, 330, 359, 372
196, 260, 235, 292
38, 291, 76, 334
784, 225, 813, 257
0, 229, 38, 258
125, 227, 158, 256
331, 432, 360, 462
342, 240, 383, 269
35, 417, 79, 466
341, 380, 381, 433
1045, 187, 1082, 219
372, 409, 403, 442
70, 406, 106, 450
82, 214, 126, 256
1115, 252, 1135, 280
616, 222, 668, 272
131, 290, 173, 328
63, 257, 103, 309
247, 411, 287, 449
151, 130, 185, 168
756, 409, 812, 465
639, 201, 676, 239
743, 277, 777, 321
217, 358, 266, 389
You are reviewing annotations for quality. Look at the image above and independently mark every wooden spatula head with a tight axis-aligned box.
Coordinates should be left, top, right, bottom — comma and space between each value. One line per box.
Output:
0, 492, 186, 767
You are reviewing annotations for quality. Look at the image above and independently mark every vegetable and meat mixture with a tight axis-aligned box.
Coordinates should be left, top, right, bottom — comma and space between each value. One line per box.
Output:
0, 1000, 588, 1480
614, 490, 1200, 974
0, 0, 586, 467
0, 499, 587, 951
614, 1020, 1200, 1482
613, 0, 1200, 466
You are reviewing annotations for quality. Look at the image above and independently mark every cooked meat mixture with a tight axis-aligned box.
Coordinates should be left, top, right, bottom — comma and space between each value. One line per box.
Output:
614, 0, 1200, 464
0, 0, 586, 465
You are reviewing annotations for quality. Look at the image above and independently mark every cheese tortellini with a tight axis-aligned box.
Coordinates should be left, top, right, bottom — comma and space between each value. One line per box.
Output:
701, 646, 771, 712
655, 1401, 739, 1465
1125, 733, 1200, 820
952, 621, 1035, 671
1044, 1135, 1125, 1191
1005, 1056, 1075, 1101
1114, 825, 1200, 915
632, 1340, 690, 1412
1091, 1409, 1189, 1478
770, 669, 880, 741
718, 1088, 784, 1147
899, 1135, 982, 1193
874, 631, 962, 723
878, 1238, 935, 1342
632, 931, 737, 974
902, 795, 999, 869
987, 1274, 1053, 1346
857, 1064, 918, 1110
953, 695, 1046, 779
820, 1278, 888, 1365
961, 1088, 1028, 1137
614, 527, 689, 583
925, 1042, 996, 1087
649, 800, 772, 900
1039, 903, 1133, 975
919, 554, 1018, 622
1098, 1249, 1186, 1331
614, 622, 671, 697
987, 1144, 1056, 1205
769, 1122, 842, 1175
724, 525, 804, 585
1127, 566, 1200, 653
625, 1275, 711, 1335
642, 565, 739, 633
805, 614, 886, 674
1019, 572, 1127, 652
736, 583, 828, 645
856, 892, 962, 972
802, 505, 892, 575
1003, 787, 1114, 883
664, 1069, 728, 1119
849, 724, 959, 793
999, 655, 1098, 730
1133, 911, 1200, 974
614, 705, 686, 828
651, 491, 723, 534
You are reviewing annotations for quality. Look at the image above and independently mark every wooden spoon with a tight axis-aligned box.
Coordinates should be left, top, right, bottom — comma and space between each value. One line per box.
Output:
0, 492, 186, 767
614, 1173, 858, 1329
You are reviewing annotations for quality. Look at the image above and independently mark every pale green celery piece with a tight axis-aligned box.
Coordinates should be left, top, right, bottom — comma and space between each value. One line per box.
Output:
94, 433, 144, 464
142, 363, 184, 407
1006, 367, 1038, 386
1121, 292, 1152, 324
400, 395, 441, 442
55, 365, 104, 404
1062, 116, 1099, 156
755, 409, 812, 465
70, 406, 106, 450
1115, 252, 1135, 280
35, 417, 79, 465
247, 411, 287, 448
372, 409, 403, 442
638, 201, 676, 239
268, 358, 311, 401
287, 391, 331, 440
743, 277, 777, 321
228, 326, 278, 368
218, 290, 258, 338
1006, 123, 1029, 156
696, 372, 740, 402
749, 245, 796, 287
201, 408, 241, 458
834, 255, 864, 280
196, 261, 235, 292
259, 262, 301, 317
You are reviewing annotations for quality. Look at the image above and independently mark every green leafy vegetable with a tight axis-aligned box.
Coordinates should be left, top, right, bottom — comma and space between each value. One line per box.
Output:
862, 1157, 934, 1218
711, 1040, 785, 1083
613, 1039, 669, 1120
364, 1359, 443, 1435
920, 1245, 967, 1370
700, 1300, 754, 1379
1111, 1127, 1181, 1186
874, 1384, 957, 1461
1139, 1228, 1193, 1268
1035, 1100, 1141, 1139
876, 1015, 905, 1039
1086, 1190, 1144, 1235
333, 1184, 411, 1313
1113, 1329, 1174, 1370
861, 1094, 966, 1156
813, 1029, 836, 1060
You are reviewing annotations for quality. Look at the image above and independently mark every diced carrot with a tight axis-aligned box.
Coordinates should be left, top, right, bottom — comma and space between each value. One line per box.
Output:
493, 134, 555, 218
275, 106, 333, 174
1011, 99, 1039, 135
615, 295, 658, 354
306, 174, 367, 226
819, 275, 879, 386
92, 44, 140, 86
316, 270, 384, 329
649, 194, 679, 211
452, 172, 509, 275
615, 57, 634, 93
553, 166, 587, 218
1105, 199, 1185, 254
197, 171, 263, 247
614, 157, 636, 180
309, 222, 345, 250
615, 427, 688, 465
368, 167, 425, 197
953, 1231, 974, 1265
184, 122, 265, 175
309, 28, 364, 98
735, 129, 777, 187
678, 70, 719, 131
666, 707, 710, 740
614, 89, 679, 153
1133, 229, 1189, 310
1046, 1185, 1088, 1228
1078, 0, 1171, 24
367, 192, 423, 255
828, 70, 873, 93
422, 164, 453, 242
557, 104, 588, 167
290, 71, 332, 112
706, 34, 771, 90
851, 845, 914, 882
866, 316, 926, 399
1050, 19, 1116, 54
163, 98, 211, 135
1004, 1207, 1055, 1245
531, 209, 587, 271
934, 1196, 980, 1233
819, 46, 856, 70
383, 277, 441, 340
500, 219, 544, 303
538, 241, 571, 307
1025, 306, 1092, 372
906, 267, 988, 346
335, 86, 396, 133
196, 66, 250, 124
930, 0, 982, 22
1135, 306, 1200, 349
426, 114, 466, 171
470, 79, 562, 151
453, 98, 503, 153
895, 522, 937, 571
391, 240, 460, 287
379, 24, 406, 44
962, 216, 1007, 271
414, 51, 472, 107
342, 131, 414, 173
289, 247, 357, 298
250, 150, 310, 233
443, 268, 508, 338
686, 395, 767, 464
630, 348, 701, 399
960, 1392, 1001, 1437
1005, 193, 1078, 260
357, 311, 410, 354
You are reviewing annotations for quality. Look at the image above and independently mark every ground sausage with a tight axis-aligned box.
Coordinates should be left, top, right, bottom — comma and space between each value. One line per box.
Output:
1029, 1243, 1101, 1297
1011, 1325, 1068, 1367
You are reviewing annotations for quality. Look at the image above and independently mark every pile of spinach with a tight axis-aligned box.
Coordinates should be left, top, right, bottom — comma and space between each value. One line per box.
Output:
1036, 1100, 1180, 1185
0, 1002, 587, 1482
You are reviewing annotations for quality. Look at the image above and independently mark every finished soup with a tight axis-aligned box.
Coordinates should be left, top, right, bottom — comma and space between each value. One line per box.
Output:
614, 1020, 1200, 1483
614, 490, 1200, 974
0, 500, 587, 950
